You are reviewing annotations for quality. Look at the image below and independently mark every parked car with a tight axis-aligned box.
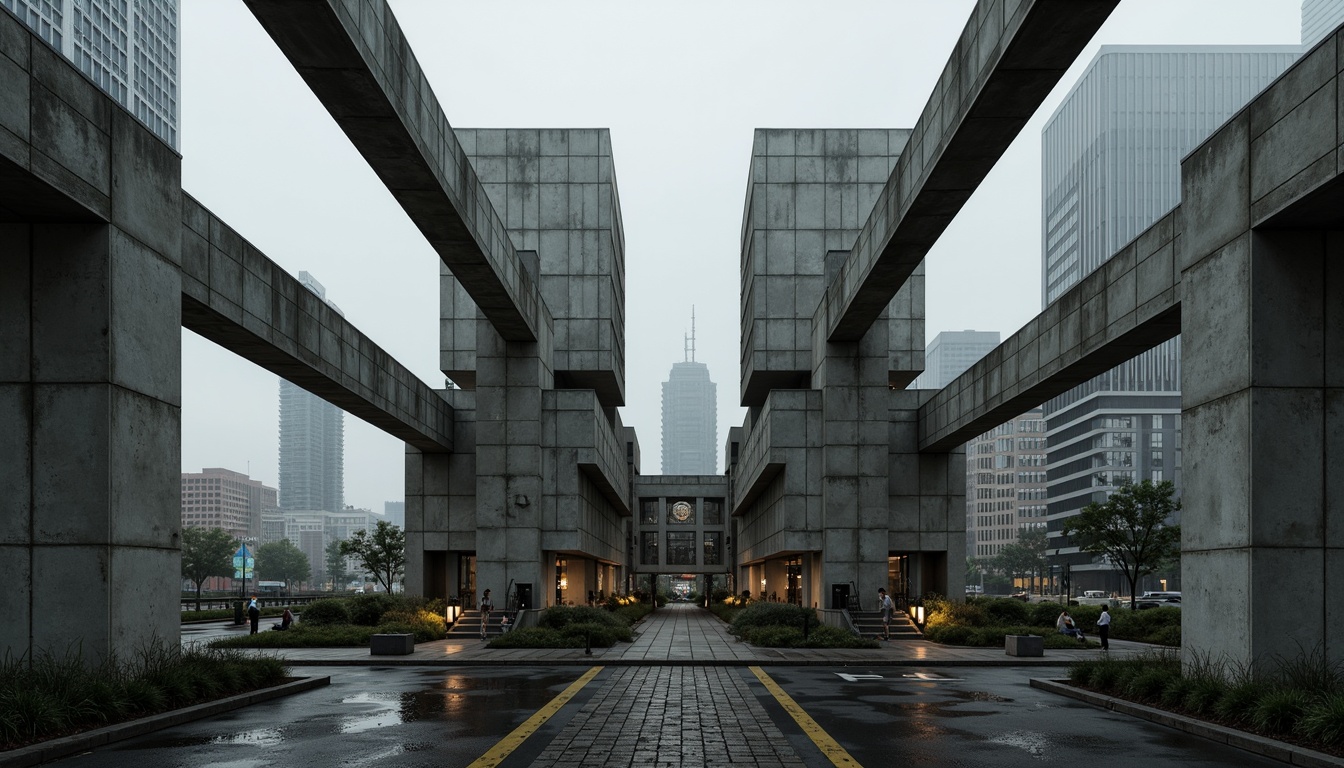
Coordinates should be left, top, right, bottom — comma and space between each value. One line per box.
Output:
1136, 595, 1181, 610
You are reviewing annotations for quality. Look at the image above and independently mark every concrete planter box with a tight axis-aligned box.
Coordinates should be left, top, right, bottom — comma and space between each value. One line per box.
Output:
1005, 634, 1043, 657
370, 633, 415, 655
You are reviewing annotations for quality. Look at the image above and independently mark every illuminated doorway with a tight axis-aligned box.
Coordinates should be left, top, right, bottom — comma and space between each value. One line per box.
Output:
785, 556, 802, 605
888, 555, 910, 610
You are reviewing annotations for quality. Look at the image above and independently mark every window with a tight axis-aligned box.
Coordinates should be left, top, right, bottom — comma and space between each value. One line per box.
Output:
703, 499, 723, 525
667, 532, 696, 565
703, 532, 723, 565
640, 499, 658, 525
641, 532, 658, 565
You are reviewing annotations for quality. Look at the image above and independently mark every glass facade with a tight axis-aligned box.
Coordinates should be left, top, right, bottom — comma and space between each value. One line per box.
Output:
3, 0, 179, 148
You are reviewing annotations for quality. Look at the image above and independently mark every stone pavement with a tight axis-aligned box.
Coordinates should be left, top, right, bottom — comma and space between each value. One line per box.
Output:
184, 602, 1156, 666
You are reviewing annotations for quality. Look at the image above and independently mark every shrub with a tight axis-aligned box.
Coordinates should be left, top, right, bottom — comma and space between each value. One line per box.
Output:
1298, 693, 1344, 745
729, 603, 816, 634
612, 603, 653, 625
980, 598, 1030, 626
1183, 677, 1228, 716
1067, 661, 1099, 686
922, 625, 973, 645
559, 622, 630, 647
300, 599, 351, 626
1089, 662, 1125, 693
742, 626, 805, 647
1159, 676, 1194, 710
1252, 689, 1313, 735
379, 609, 447, 642
1213, 680, 1271, 726
540, 606, 626, 631
347, 594, 396, 626
1125, 667, 1178, 702
487, 627, 584, 649
1029, 602, 1068, 627
924, 600, 986, 629
209, 624, 376, 648
1109, 607, 1181, 644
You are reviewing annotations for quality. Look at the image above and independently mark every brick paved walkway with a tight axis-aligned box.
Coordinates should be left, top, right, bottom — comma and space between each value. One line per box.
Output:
534, 667, 806, 768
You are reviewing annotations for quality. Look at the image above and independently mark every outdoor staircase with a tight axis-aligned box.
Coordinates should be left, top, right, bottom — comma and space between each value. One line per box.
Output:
446, 609, 510, 638
850, 609, 921, 640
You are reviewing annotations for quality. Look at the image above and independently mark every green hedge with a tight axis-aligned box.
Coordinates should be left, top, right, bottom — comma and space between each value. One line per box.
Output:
0, 643, 287, 749
207, 596, 448, 648
928, 597, 1180, 646
924, 624, 1095, 649
1067, 651, 1344, 748
740, 624, 878, 649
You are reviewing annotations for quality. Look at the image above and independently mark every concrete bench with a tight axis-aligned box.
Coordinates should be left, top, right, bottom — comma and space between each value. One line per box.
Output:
370, 633, 415, 655
1005, 634, 1043, 657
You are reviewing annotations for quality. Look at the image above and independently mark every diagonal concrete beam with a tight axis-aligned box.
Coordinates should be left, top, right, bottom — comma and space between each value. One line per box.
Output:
243, 0, 546, 342
819, 0, 1118, 342
919, 208, 1182, 453
180, 194, 455, 453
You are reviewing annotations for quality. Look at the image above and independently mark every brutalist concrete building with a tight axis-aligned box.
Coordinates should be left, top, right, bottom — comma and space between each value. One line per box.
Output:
7, 0, 1344, 674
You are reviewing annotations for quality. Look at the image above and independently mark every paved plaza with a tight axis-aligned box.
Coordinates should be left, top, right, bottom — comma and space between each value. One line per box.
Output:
27, 604, 1298, 768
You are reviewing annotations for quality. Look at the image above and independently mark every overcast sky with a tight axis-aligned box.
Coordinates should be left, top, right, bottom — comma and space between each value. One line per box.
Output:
178, 0, 1304, 512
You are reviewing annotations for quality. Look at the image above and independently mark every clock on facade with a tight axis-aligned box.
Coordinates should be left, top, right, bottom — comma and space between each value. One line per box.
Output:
670, 501, 693, 523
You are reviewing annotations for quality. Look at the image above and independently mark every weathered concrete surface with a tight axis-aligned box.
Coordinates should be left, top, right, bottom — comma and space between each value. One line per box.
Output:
819, 0, 1118, 343
0, 8, 183, 661
449, 128, 627, 407
919, 208, 1182, 452
244, 0, 550, 343
1177, 27, 1344, 671
180, 194, 454, 453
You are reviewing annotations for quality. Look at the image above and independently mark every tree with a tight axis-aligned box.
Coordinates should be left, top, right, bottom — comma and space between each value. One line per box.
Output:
340, 520, 405, 595
325, 539, 349, 590
255, 539, 311, 593
1063, 479, 1181, 610
181, 526, 238, 611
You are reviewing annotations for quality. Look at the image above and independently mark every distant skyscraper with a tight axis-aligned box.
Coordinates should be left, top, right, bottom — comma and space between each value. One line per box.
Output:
964, 409, 1048, 561
2, 0, 179, 148
384, 501, 405, 530
910, 331, 1000, 390
1040, 44, 1298, 592
661, 309, 717, 475
1301, 0, 1344, 49
278, 273, 344, 512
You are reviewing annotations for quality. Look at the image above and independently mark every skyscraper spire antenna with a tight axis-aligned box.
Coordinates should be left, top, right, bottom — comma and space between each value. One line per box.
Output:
683, 306, 697, 363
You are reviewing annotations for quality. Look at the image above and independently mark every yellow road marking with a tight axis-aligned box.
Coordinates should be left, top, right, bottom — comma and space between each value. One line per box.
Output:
749, 666, 862, 767
467, 665, 603, 768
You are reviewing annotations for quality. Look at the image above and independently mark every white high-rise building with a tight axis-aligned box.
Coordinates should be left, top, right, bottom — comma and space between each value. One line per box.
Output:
1040, 44, 1299, 593
2, 0, 179, 148
278, 273, 344, 512
660, 310, 717, 475
910, 330, 1000, 390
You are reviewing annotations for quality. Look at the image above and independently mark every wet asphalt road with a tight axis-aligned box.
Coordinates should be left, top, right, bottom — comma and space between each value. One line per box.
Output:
50, 665, 1283, 768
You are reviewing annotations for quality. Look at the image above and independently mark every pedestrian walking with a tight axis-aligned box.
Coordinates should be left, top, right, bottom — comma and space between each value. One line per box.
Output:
247, 596, 260, 635
479, 589, 493, 639
877, 587, 895, 641
1097, 604, 1111, 650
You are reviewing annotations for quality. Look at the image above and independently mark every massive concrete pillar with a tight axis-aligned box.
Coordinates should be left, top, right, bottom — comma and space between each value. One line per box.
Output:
0, 222, 182, 661
1182, 229, 1344, 668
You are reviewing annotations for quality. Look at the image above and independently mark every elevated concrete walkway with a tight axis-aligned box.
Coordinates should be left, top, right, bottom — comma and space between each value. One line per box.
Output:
184, 603, 1155, 666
